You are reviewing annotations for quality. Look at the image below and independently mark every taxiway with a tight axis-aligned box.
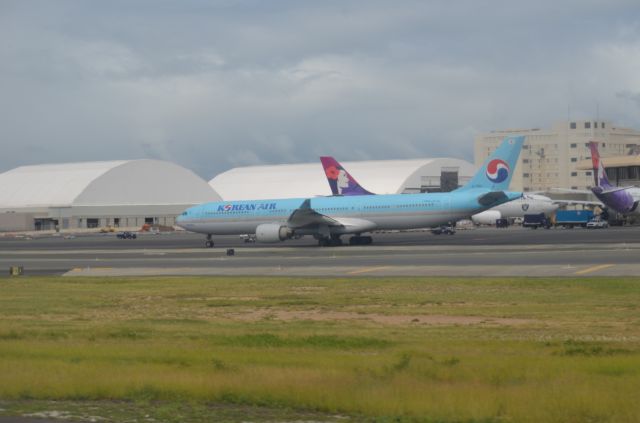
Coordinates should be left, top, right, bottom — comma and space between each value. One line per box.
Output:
0, 227, 638, 277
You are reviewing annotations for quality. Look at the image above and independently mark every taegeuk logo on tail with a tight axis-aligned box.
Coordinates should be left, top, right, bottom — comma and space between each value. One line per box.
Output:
486, 159, 510, 183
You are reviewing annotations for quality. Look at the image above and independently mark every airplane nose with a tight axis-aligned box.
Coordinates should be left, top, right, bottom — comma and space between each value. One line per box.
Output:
175, 212, 187, 228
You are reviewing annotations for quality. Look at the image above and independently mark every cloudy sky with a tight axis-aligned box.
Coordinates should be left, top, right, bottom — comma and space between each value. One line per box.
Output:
1, 0, 639, 178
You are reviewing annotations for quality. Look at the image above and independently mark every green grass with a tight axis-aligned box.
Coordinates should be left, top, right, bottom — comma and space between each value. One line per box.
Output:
1, 276, 640, 422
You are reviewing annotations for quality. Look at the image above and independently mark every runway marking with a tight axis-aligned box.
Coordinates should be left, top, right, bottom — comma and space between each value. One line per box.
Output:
574, 264, 615, 275
347, 266, 390, 275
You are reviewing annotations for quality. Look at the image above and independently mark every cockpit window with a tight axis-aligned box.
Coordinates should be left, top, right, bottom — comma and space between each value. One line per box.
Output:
181, 211, 188, 216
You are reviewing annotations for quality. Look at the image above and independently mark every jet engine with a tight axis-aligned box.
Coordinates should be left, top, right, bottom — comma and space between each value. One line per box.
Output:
471, 210, 502, 225
255, 223, 293, 243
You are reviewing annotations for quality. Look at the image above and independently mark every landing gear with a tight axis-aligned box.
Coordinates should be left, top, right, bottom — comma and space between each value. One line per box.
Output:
318, 235, 343, 247
349, 235, 373, 245
204, 234, 214, 248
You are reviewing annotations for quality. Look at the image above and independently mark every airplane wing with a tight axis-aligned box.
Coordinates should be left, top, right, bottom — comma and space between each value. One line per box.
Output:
549, 187, 593, 195
287, 199, 377, 233
599, 186, 635, 194
287, 199, 339, 228
552, 199, 604, 207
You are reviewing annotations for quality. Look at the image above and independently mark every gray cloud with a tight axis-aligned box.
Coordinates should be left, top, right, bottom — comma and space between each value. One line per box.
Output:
1, 0, 639, 179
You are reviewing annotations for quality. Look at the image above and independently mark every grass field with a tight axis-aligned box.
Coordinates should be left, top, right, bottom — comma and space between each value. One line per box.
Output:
1, 276, 640, 422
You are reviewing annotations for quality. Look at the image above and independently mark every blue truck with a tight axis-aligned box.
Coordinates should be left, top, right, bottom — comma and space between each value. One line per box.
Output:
554, 210, 594, 228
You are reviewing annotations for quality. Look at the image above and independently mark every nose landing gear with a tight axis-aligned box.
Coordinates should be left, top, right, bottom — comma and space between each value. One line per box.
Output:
205, 234, 214, 248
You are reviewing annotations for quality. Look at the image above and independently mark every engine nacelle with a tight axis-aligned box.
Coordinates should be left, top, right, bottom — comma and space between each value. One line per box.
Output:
471, 210, 502, 225
255, 223, 293, 243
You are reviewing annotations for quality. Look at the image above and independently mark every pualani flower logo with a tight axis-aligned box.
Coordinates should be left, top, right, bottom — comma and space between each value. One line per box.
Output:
325, 165, 340, 180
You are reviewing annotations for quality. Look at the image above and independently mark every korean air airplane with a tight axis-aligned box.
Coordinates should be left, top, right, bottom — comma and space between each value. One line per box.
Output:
589, 141, 640, 215
176, 136, 524, 247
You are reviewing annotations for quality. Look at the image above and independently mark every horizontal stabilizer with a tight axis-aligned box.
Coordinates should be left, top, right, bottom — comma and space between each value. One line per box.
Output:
478, 191, 510, 207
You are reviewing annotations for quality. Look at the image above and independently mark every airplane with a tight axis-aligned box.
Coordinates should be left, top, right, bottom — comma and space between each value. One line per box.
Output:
320, 151, 559, 225
588, 141, 640, 215
470, 194, 558, 225
176, 136, 525, 247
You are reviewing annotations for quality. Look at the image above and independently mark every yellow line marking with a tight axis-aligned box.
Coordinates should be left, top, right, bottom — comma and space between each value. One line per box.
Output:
574, 264, 614, 275
347, 266, 390, 275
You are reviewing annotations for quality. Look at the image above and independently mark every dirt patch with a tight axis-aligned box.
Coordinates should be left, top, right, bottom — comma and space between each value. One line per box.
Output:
227, 309, 535, 326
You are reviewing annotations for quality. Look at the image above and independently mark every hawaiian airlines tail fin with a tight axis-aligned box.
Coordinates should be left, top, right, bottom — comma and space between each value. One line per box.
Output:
589, 141, 613, 189
456, 135, 525, 192
320, 156, 374, 196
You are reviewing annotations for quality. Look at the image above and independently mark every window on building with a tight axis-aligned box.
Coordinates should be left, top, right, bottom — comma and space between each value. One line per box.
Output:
602, 122, 606, 128
571, 186, 578, 189
605, 169, 614, 180
523, 159, 529, 163
87, 218, 99, 228
523, 173, 530, 177
585, 122, 591, 129
570, 143, 577, 148
571, 157, 577, 162
594, 122, 598, 128
570, 122, 577, 129
571, 172, 578, 177
619, 167, 629, 180
586, 171, 592, 176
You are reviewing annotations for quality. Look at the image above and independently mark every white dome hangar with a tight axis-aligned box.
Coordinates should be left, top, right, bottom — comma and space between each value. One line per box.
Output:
0, 159, 220, 232
210, 158, 476, 201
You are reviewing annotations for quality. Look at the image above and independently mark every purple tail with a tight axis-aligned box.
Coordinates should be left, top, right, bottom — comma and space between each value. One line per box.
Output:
588, 141, 637, 213
320, 157, 375, 196
589, 141, 613, 189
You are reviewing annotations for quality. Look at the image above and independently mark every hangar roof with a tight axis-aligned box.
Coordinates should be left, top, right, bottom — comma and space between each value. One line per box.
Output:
0, 159, 221, 209
209, 158, 476, 201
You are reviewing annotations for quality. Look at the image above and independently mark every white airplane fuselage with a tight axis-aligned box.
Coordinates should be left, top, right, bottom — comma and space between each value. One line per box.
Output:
472, 194, 558, 224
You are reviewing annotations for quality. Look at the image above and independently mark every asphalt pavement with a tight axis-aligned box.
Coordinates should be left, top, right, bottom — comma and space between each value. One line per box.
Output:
1, 226, 638, 277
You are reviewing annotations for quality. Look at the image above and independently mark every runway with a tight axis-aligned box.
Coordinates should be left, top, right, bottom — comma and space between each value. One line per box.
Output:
0, 227, 638, 277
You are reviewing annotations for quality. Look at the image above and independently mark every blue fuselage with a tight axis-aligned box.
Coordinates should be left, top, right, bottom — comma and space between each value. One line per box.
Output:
176, 190, 521, 236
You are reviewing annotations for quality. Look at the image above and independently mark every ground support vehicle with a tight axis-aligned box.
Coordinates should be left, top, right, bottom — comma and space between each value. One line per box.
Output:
555, 210, 594, 228
523, 213, 551, 229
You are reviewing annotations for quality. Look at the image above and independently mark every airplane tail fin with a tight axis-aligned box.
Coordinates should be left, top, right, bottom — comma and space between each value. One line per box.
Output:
456, 135, 525, 191
589, 141, 613, 189
320, 156, 374, 196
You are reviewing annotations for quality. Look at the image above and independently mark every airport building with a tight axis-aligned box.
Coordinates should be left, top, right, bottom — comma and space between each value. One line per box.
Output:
0, 160, 220, 232
209, 158, 476, 201
475, 120, 640, 191
577, 155, 640, 187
